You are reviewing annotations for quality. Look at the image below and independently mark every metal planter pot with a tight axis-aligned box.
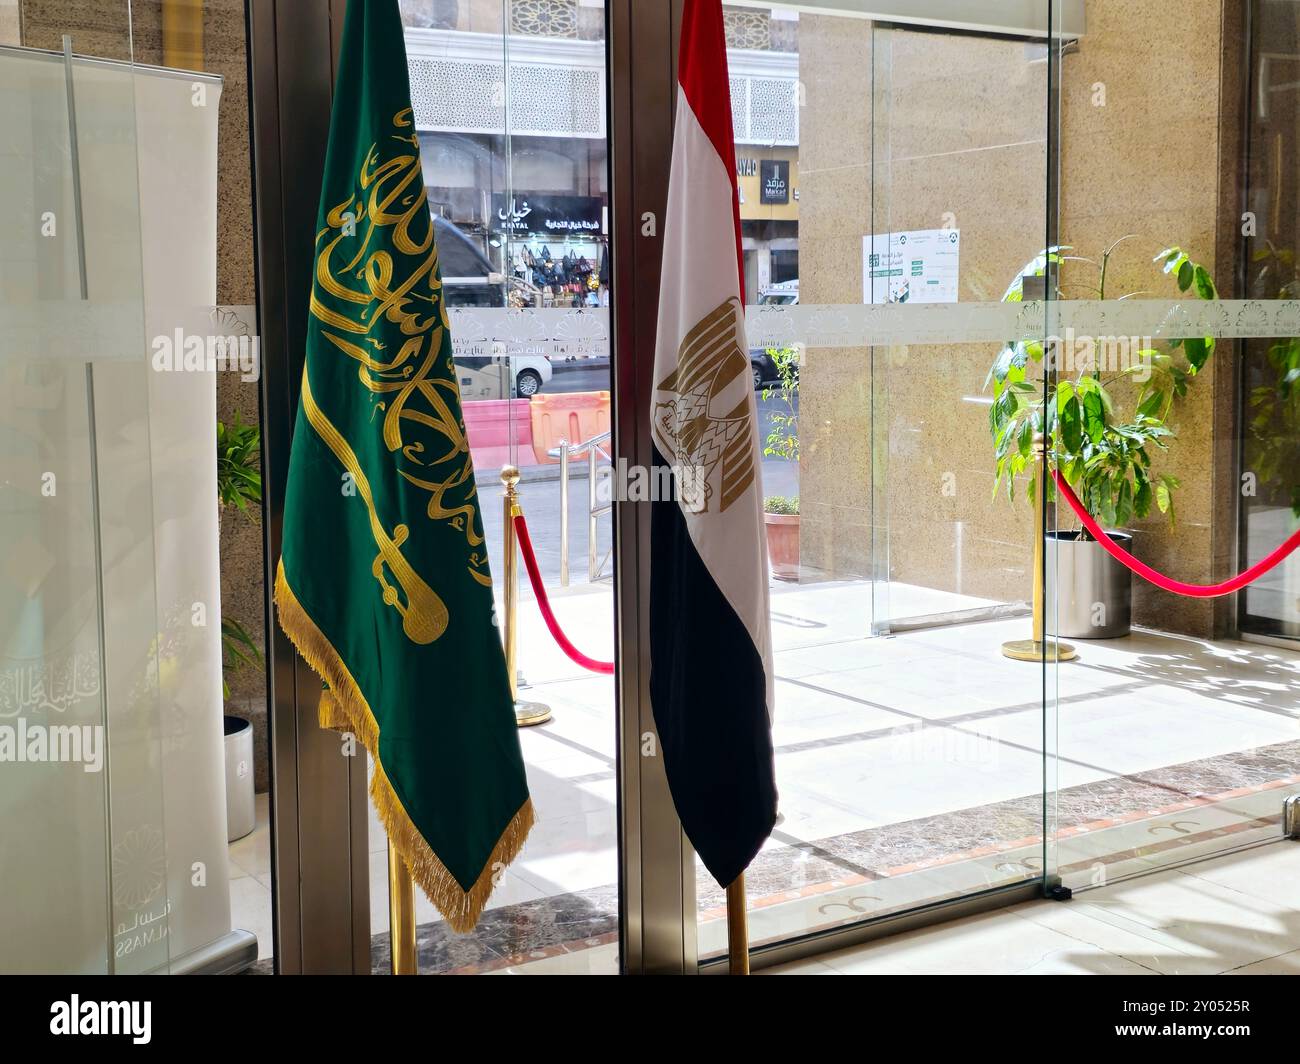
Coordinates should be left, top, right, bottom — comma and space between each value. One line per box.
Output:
224, 715, 256, 842
1047, 529, 1133, 639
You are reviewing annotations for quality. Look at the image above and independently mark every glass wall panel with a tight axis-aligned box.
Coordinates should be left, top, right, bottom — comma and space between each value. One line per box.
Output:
1241, 0, 1300, 643
0, 11, 170, 974
386, 0, 617, 974
696, 3, 1056, 959
1044, 0, 1300, 892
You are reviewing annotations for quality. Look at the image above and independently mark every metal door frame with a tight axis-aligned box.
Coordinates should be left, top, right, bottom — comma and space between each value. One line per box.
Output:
248, 0, 370, 975
608, 0, 697, 975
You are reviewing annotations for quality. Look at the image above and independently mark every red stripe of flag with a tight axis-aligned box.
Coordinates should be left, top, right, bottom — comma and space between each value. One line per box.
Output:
678, 0, 746, 301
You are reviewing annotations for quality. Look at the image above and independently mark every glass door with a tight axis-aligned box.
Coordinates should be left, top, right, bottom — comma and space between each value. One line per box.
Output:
379, 0, 618, 974
695, 2, 1060, 960
1240, 0, 1300, 644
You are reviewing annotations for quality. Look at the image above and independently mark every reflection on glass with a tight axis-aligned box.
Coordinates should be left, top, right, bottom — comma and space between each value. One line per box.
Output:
1242, 0, 1300, 641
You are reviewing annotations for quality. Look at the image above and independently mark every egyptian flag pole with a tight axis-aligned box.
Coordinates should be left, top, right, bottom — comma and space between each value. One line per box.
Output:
650, 0, 778, 975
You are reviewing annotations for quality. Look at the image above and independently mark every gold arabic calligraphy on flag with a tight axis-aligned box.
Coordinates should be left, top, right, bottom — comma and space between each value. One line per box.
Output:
305, 107, 490, 647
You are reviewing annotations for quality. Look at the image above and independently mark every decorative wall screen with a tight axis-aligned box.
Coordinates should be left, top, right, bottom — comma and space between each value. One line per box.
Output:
405, 40, 606, 138
511, 0, 579, 39
729, 71, 800, 147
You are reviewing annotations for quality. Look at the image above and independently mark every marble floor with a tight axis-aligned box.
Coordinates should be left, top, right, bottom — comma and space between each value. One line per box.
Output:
764, 841, 1300, 975
227, 792, 274, 962
229, 576, 1300, 974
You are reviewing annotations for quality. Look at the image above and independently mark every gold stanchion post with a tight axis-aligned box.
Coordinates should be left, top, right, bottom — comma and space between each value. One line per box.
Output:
726, 874, 750, 975
388, 842, 417, 975
1003, 433, 1078, 663
501, 465, 552, 727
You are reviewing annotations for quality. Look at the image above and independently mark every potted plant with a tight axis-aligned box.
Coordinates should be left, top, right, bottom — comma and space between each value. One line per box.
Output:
216, 413, 264, 840
217, 413, 263, 520
761, 346, 801, 580
764, 495, 801, 581
987, 239, 1218, 638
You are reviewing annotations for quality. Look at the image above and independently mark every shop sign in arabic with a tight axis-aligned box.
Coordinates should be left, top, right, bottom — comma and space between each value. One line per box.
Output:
492, 194, 605, 236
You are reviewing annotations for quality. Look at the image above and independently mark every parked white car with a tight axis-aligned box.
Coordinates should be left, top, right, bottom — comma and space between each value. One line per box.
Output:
759, 279, 799, 306
452, 352, 553, 400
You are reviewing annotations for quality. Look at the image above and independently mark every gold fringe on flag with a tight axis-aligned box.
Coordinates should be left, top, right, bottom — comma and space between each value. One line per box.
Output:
273, 560, 535, 934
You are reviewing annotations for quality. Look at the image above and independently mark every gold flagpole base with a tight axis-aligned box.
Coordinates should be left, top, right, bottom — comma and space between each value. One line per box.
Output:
1002, 638, 1078, 663
502, 466, 552, 729
726, 874, 750, 976
388, 842, 418, 975
514, 699, 553, 727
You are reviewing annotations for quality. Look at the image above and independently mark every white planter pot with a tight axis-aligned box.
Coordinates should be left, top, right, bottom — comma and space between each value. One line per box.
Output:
223, 715, 256, 843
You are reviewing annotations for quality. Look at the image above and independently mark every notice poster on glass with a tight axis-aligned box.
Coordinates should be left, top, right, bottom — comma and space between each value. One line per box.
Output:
863, 228, 961, 304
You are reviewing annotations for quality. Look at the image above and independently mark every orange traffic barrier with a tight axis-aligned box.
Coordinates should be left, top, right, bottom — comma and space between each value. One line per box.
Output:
529, 390, 611, 465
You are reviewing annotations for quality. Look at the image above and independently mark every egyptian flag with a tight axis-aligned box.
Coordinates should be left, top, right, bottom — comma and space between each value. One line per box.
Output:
649, 0, 777, 890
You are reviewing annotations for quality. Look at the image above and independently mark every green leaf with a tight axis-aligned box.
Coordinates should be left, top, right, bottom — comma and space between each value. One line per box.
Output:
1017, 418, 1033, 460
1099, 478, 1117, 526
1193, 264, 1217, 300
1114, 475, 1134, 527
1082, 389, 1106, 445
1155, 473, 1181, 526
1184, 336, 1211, 373
1059, 393, 1083, 454
1136, 390, 1165, 420
1133, 467, 1152, 518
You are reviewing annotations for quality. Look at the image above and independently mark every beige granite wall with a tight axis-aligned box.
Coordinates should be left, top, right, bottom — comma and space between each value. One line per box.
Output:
798, 17, 1044, 603
17, 0, 140, 59
799, 3, 1236, 636
1058, 0, 1228, 637
795, 14, 875, 582
199, 2, 265, 724
0, 0, 20, 44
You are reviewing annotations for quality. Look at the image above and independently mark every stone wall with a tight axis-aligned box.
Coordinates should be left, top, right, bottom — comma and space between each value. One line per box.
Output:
798, 16, 1044, 605
1057, 0, 1231, 637
798, 2, 1237, 637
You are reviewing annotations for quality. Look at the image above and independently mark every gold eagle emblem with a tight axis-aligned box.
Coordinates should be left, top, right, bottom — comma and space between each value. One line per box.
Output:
654, 298, 757, 514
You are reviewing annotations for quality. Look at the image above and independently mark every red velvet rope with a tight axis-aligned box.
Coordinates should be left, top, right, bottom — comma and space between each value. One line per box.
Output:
1051, 470, 1300, 599
513, 512, 615, 675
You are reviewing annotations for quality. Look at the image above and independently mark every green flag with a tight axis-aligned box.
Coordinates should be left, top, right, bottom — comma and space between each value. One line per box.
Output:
274, 0, 532, 933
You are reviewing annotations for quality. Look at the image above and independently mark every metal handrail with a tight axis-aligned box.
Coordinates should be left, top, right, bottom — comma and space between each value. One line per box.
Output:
549, 431, 613, 586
